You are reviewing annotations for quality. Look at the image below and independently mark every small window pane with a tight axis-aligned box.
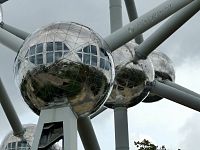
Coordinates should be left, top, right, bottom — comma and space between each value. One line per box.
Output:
105, 61, 110, 70
77, 53, 82, 61
91, 45, 97, 55
36, 54, 43, 64
55, 52, 62, 61
29, 56, 35, 63
29, 45, 36, 55
55, 42, 62, 51
36, 43, 43, 53
78, 49, 82, 52
47, 42, 53, 51
83, 46, 90, 53
64, 44, 69, 51
100, 48, 105, 57
46, 52, 53, 63
100, 58, 105, 69
91, 56, 97, 66
83, 54, 90, 64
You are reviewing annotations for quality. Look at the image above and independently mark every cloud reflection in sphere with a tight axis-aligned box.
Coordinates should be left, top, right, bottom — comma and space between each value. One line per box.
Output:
14, 22, 115, 117
105, 41, 154, 108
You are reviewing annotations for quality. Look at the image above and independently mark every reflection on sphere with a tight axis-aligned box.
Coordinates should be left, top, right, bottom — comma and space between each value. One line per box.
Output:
143, 51, 175, 103
105, 41, 154, 108
14, 22, 115, 117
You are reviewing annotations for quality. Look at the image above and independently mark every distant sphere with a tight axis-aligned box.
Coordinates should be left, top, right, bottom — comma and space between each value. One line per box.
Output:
14, 22, 115, 117
105, 41, 154, 108
143, 50, 175, 103
0, 124, 60, 150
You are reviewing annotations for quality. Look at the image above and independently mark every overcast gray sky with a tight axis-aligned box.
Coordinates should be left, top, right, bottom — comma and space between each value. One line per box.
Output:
0, 0, 200, 149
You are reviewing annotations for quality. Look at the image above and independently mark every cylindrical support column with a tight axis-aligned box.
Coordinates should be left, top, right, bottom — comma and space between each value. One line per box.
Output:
109, 0, 123, 33
134, 0, 200, 61
147, 80, 200, 112
77, 116, 100, 150
0, 27, 23, 52
104, 0, 193, 52
114, 107, 129, 150
1, 23, 30, 40
0, 79, 24, 137
124, 0, 144, 44
163, 80, 200, 98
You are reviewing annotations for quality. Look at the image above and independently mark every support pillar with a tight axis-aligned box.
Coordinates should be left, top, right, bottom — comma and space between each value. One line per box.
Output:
32, 106, 77, 150
114, 107, 129, 150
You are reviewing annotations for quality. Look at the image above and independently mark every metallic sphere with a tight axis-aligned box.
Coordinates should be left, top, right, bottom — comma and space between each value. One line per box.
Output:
0, 124, 60, 150
105, 41, 154, 108
143, 50, 175, 103
14, 22, 115, 117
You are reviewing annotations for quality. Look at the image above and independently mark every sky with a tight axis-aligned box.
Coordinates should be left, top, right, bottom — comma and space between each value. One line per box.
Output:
0, 0, 200, 149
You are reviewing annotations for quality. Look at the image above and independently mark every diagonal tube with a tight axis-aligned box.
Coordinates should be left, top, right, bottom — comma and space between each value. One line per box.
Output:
124, 0, 144, 44
77, 116, 100, 150
163, 80, 200, 99
0, 78, 25, 137
134, 0, 200, 61
0, 27, 23, 52
147, 80, 200, 112
1, 23, 30, 40
104, 0, 193, 52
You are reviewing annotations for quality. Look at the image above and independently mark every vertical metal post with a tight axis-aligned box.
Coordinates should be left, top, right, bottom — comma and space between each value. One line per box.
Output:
0, 27, 23, 52
78, 116, 100, 150
124, 0, 144, 44
114, 107, 129, 150
109, 0, 123, 33
105, 0, 193, 52
0, 79, 24, 137
134, 0, 200, 61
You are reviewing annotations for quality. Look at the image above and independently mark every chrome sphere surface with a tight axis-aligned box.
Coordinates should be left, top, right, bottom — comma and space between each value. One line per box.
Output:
105, 41, 154, 108
0, 124, 60, 150
14, 22, 115, 117
143, 50, 175, 103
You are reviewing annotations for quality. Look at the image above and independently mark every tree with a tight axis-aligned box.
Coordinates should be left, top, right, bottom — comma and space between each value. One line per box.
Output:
134, 139, 169, 150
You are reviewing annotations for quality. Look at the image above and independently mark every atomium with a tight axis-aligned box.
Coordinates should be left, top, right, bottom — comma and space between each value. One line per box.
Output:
105, 41, 154, 108
0, 124, 60, 150
14, 22, 115, 117
143, 50, 175, 103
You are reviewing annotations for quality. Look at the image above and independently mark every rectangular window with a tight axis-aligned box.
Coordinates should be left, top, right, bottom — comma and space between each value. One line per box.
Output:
77, 53, 82, 61
83, 46, 90, 53
91, 45, 97, 55
105, 61, 110, 70
91, 55, 97, 66
29, 56, 35, 64
55, 42, 62, 51
100, 58, 105, 69
29, 45, 36, 55
83, 54, 90, 65
36, 43, 43, 53
36, 54, 43, 64
55, 52, 62, 61
46, 42, 54, 51
46, 52, 53, 63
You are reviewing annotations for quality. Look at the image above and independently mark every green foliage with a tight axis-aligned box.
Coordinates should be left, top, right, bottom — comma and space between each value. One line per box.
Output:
134, 139, 158, 150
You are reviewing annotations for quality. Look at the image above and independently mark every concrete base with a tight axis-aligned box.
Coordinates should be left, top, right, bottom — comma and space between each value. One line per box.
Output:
32, 106, 77, 150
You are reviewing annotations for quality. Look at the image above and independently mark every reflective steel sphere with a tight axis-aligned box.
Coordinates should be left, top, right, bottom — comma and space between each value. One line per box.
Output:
0, 124, 60, 150
14, 22, 115, 117
105, 41, 154, 108
143, 50, 175, 103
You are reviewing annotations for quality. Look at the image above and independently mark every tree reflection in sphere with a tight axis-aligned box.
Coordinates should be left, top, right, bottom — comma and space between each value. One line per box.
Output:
105, 41, 154, 108
14, 22, 115, 117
